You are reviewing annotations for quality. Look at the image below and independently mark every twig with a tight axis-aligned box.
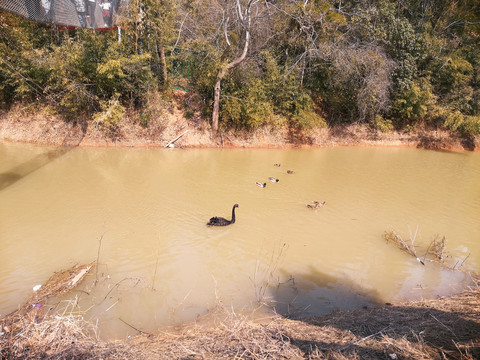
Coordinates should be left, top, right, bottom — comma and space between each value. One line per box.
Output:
431, 314, 457, 338
119, 318, 152, 336
337, 326, 391, 351
95, 234, 104, 285
452, 254, 470, 270
100, 278, 141, 303
422, 240, 433, 264
152, 252, 159, 291
105, 300, 119, 312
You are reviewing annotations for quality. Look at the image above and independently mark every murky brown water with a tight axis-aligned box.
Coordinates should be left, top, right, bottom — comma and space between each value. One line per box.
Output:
1, 142, 479, 338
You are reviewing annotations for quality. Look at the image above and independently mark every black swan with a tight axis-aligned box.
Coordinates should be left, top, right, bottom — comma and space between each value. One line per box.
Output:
207, 204, 239, 226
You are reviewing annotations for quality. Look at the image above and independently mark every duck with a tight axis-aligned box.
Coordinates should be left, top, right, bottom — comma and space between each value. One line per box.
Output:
256, 182, 267, 187
268, 177, 279, 182
307, 201, 326, 209
287, 170, 295, 174
274, 163, 281, 167
207, 204, 239, 226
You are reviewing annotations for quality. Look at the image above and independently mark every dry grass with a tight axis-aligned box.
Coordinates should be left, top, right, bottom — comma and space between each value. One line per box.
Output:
1, 264, 479, 359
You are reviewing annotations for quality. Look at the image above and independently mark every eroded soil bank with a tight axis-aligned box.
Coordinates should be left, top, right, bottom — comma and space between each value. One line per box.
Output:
0, 264, 479, 359
0, 96, 478, 151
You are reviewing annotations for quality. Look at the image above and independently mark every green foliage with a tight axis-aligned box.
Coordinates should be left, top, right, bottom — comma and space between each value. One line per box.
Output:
1, 0, 480, 135
96, 44, 154, 106
221, 77, 279, 131
443, 111, 480, 136
218, 51, 323, 130
291, 108, 327, 130
93, 96, 125, 131
391, 78, 437, 126
435, 58, 474, 94
372, 115, 394, 132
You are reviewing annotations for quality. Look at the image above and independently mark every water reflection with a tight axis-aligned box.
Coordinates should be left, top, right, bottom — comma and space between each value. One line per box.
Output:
0, 148, 69, 191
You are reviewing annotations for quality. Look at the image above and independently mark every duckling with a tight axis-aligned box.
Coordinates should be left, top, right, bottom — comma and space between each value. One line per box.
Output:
256, 182, 267, 188
268, 177, 279, 182
306, 201, 326, 209
287, 170, 295, 174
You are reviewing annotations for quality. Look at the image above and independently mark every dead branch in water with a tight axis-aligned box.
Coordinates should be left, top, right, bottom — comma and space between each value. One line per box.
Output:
384, 230, 424, 265
164, 130, 189, 148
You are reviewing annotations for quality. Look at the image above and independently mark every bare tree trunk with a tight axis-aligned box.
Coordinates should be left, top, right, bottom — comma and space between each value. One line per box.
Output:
159, 44, 168, 87
211, 0, 254, 133
212, 68, 227, 131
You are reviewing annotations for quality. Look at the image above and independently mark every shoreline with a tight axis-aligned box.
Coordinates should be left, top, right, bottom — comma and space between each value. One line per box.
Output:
0, 264, 478, 359
1, 105, 478, 152
1, 107, 480, 358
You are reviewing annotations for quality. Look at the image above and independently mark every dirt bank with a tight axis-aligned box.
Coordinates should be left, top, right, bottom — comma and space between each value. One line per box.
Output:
0, 94, 478, 151
0, 264, 479, 359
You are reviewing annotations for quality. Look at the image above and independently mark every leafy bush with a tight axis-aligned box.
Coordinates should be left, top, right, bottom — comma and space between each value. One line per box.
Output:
390, 78, 437, 126
93, 96, 125, 131
443, 111, 480, 136
372, 115, 394, 132
291, 108, 327, 130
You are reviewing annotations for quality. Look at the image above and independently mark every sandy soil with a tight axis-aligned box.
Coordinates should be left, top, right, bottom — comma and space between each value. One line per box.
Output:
0, 93, 478, 151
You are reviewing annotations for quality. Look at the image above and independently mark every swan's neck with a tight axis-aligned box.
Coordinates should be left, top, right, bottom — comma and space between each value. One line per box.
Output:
231, 206, 236, 223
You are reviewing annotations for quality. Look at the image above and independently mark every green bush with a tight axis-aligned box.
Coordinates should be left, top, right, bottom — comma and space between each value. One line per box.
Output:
372, 115, 394, 132
443, 111, 480, 136
93, 96, 125, 131
390, 78, 437, 126
291, 109, 327, 130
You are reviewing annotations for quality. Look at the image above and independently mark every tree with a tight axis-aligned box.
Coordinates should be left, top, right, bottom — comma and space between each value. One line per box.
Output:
211, 0, 259, 132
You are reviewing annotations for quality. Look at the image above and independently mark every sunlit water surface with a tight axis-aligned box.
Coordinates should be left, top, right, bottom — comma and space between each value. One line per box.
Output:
0, 143, 479, 338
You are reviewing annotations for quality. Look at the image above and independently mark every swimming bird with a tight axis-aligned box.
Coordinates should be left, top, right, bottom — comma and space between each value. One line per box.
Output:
207, 204, 239, 226
274, 163, 281, 167
307, 201, 326, 209
256, 182, 267, 187
287, 170, 295, 174
268, 177, 279, 182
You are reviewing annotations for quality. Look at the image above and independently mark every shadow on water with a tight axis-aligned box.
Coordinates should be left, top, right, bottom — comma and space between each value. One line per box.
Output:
0, 148, 70, 191
270, 267, 480, 358
0, 121, 87, 191
270, 266, 383, 319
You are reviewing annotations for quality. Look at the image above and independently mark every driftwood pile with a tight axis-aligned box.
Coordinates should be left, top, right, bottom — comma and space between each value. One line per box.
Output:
384, 230, 472, 272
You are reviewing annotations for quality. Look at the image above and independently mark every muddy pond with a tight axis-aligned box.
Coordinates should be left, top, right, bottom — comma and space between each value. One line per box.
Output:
0, 143, 479, 338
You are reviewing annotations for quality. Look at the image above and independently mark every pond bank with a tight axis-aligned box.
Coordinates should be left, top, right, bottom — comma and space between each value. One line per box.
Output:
0, 264, 479, 359
0, 101, 478, 151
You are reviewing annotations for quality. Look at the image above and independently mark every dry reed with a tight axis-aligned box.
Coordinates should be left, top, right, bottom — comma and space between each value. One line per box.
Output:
1, 264, 479, 359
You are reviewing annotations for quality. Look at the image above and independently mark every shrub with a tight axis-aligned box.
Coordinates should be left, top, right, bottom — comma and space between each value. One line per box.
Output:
93, 96, 125, 131
390, 78, 437, 126
443, 111, 480, 136
372, 115, 394, 132
291, 109, 327, 130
